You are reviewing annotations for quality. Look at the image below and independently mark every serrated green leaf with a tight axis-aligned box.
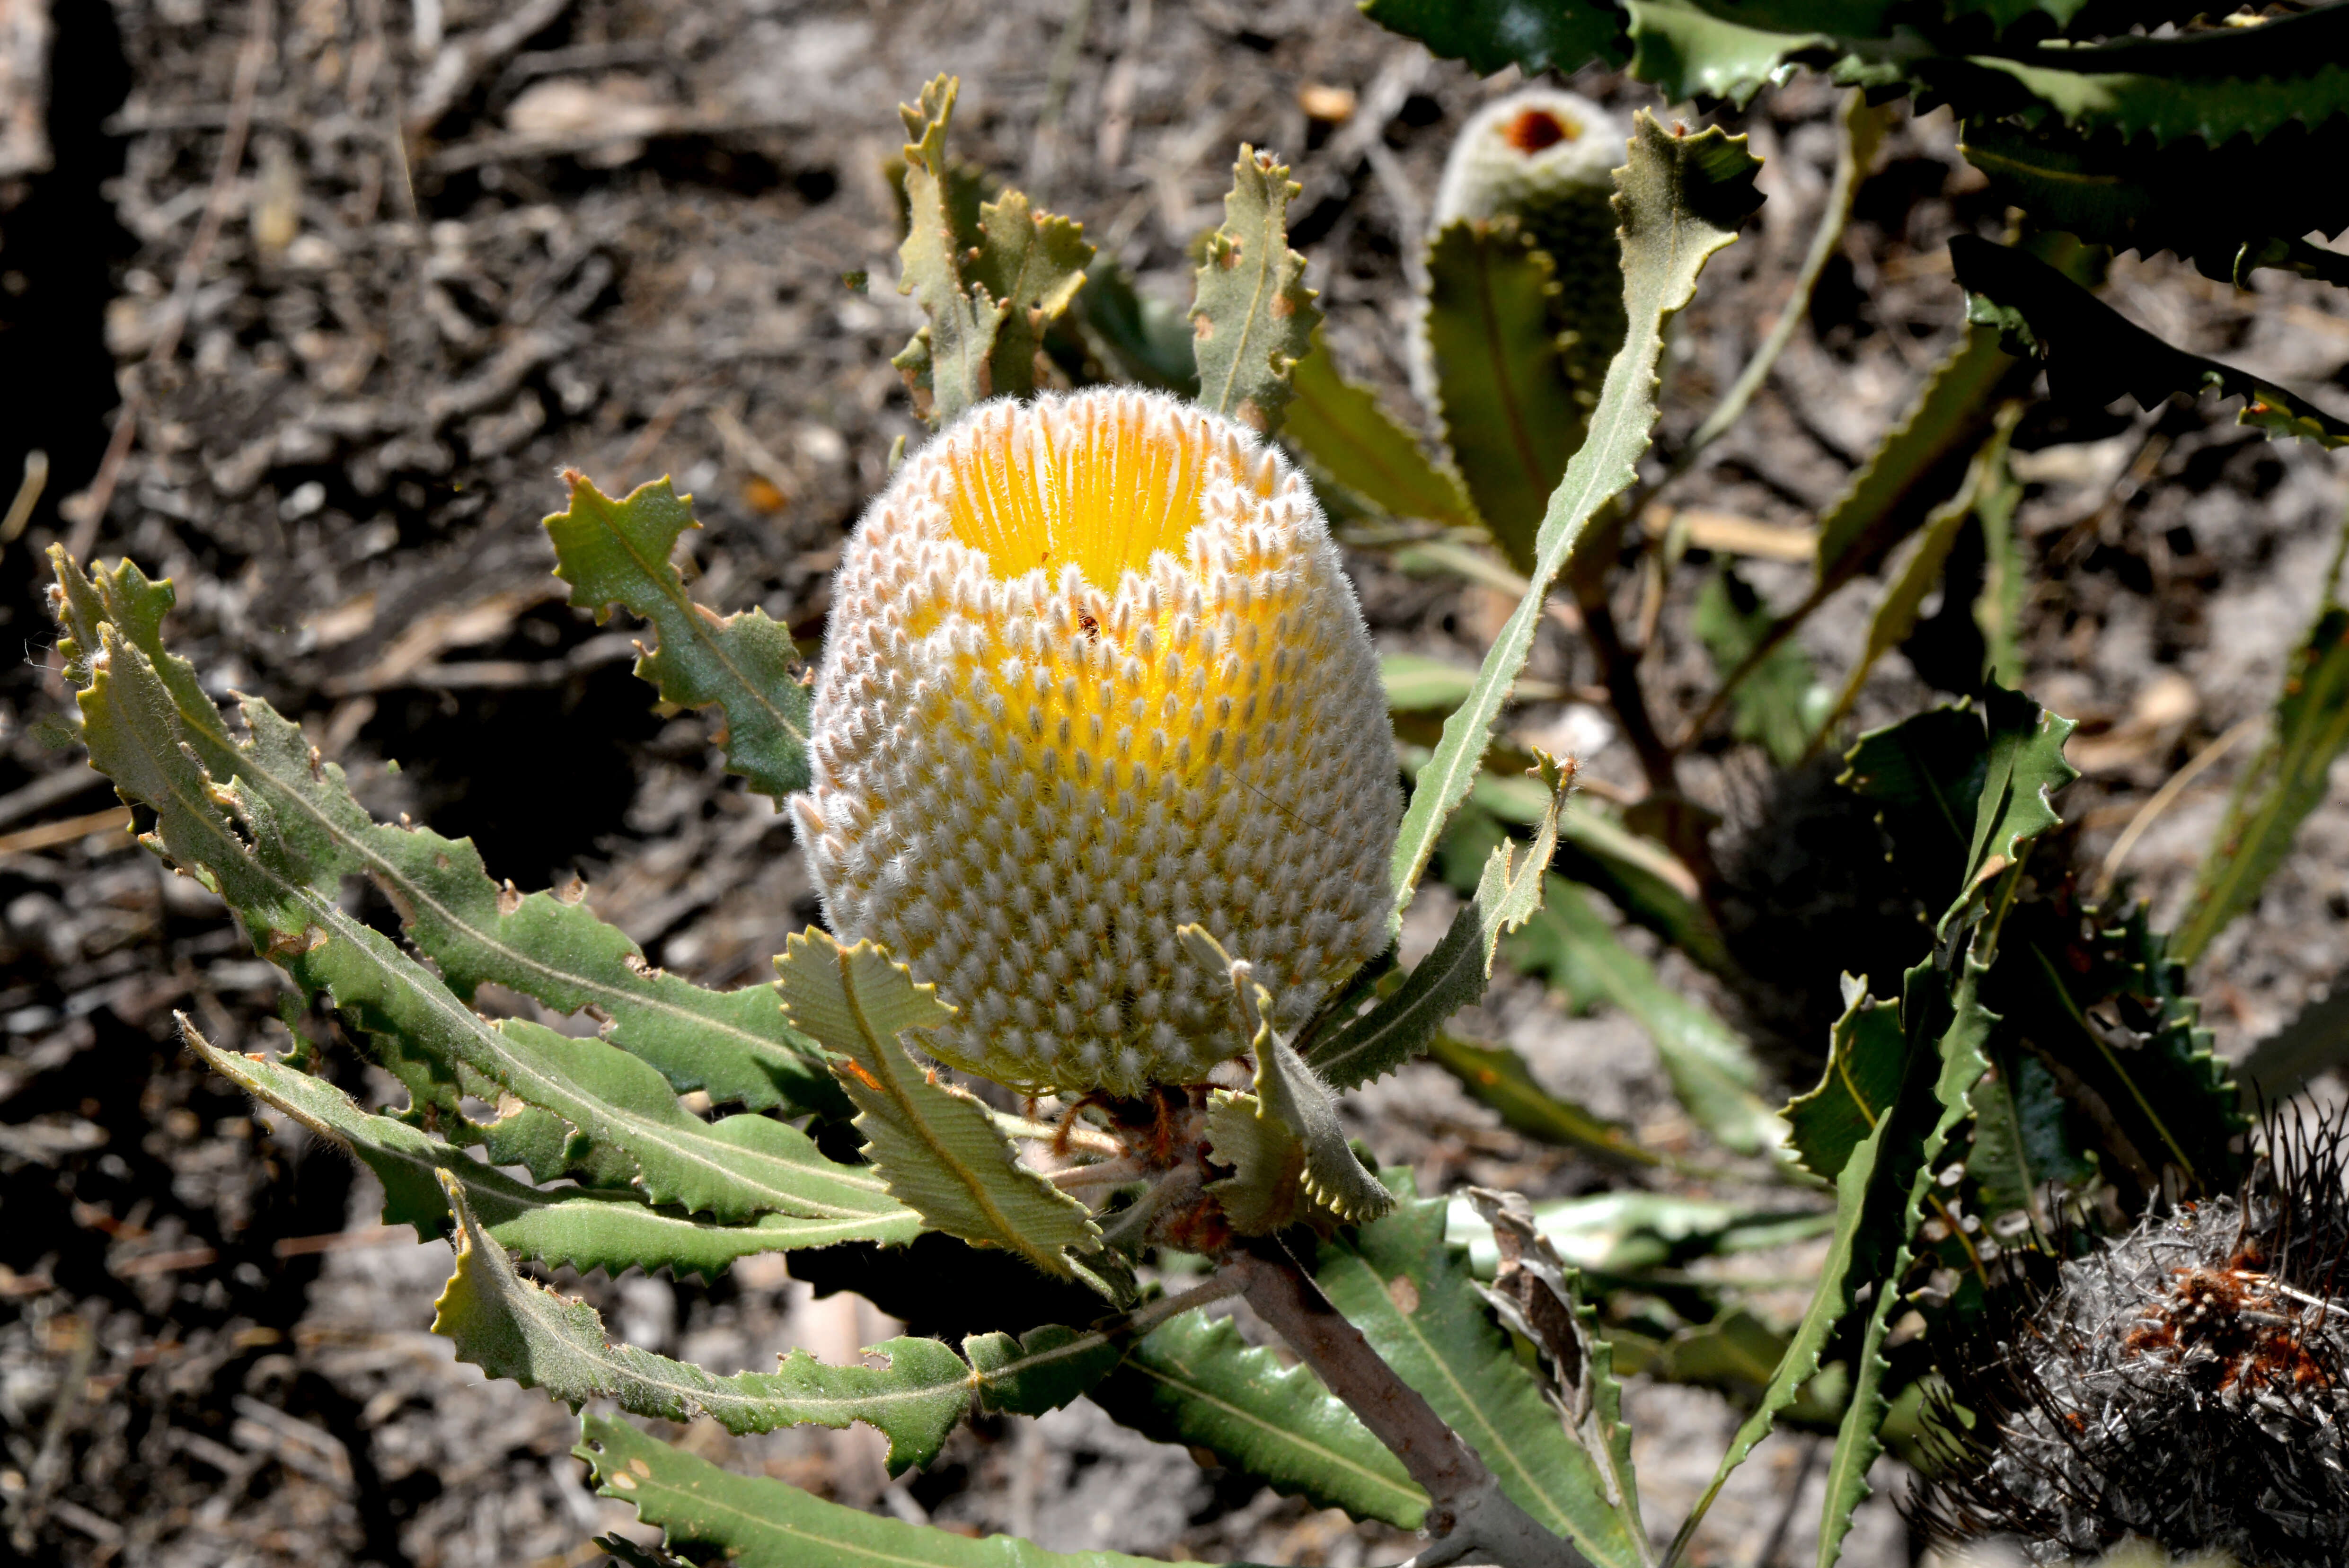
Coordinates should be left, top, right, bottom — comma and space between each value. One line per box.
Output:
1621, 0, 2349, 149
1185, 927, 1392, 1224
2007, 908, 2243, 1194
1090, 1309, 1429, 1529
51, 555, 904, 1231
1965, 1044, 2089, 1228
1440, 763, 1731, 976
1813, 1233, 1902, 1568
893, 75, 1006, 424
2235, 967, 2349, 1107
775, 930, 1121, 1298
1816, 406, 2020, 744
1190, 147, 1320, 435
1664, 953, 1993, 1566
47, 550, 843, 1121
963, 1324, 1123, 1418
1623, 2, 1803, 109
1816, 956, 1996, 1568
543, 475, 814, 800
1958, 116, 2349, 289
1784, 988, 1908, 1186
1391, 114, 1762, 912
1523, 878, 1780, 1158
1306, 756, 1573, 1091
1468, 1187, 1649, 1534
1941, 8, 2349, 147
1070, 254, 1199, 393
1360, 0, 1626, 77
1315, 1179, 1651, 1568
1812, 327, 2018, 586
1200, 1090, 1355, 1235
1427, 1032, 1661, 1169
1953, 235, 2349, 450
1953, 687, 2079, 929
193, 1032, 919, 1274
2176, 604, 2349, 964
433, 1173, 970, 1473
1424, 219, 1589, 577
970, 189, 1095, 401
1286, 331, 1479, 529
577, 1414, 1246, 1568
1843, 688, 2079, 932
1693, 564, 1819, 768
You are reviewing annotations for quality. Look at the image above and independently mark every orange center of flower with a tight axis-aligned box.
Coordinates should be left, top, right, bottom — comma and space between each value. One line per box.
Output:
1503, 107, 1577, 153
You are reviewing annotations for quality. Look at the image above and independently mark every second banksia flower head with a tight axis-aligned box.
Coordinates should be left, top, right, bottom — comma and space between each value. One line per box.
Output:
794, 387, 1400, 1098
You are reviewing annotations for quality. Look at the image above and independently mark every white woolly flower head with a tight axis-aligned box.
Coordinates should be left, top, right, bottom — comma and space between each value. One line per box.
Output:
792, 386, 1401, 1098
1431, 88, 1626, 232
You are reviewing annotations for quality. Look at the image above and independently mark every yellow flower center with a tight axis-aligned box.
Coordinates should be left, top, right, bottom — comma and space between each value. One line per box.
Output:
936, 391, 1277, 590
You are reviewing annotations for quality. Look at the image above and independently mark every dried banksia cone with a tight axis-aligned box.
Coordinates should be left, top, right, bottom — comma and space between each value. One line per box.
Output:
1912, 1113, 2349, 1566
793, 387, 1401, 1098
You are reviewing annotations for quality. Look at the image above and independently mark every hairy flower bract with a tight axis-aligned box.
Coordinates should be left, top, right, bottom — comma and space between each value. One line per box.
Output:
794, 387, 1399, 1096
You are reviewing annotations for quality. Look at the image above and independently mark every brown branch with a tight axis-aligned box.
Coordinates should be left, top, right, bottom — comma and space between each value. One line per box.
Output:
1573, 584, 1676, 797
1230, 1244, 1588, 1568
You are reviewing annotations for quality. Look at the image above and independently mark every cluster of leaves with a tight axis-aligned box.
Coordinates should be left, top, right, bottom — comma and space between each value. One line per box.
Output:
1371, 0, 2349, 289
49, 20, 2349, 1567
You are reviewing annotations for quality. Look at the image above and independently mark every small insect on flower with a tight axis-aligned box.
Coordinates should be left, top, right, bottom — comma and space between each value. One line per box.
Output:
792, 387, 1401, 1098
1911, 1110, 2349, 1567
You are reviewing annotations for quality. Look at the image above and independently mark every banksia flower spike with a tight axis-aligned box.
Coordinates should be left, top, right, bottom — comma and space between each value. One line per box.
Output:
1431, 87, 1627, 259
793, 387, 1401, 1098
1912, 1111, 2349, 1567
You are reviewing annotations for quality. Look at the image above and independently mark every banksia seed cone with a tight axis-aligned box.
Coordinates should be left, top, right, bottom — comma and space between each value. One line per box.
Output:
1911, 1114, 2349, 1566
794, 387, 1400, 1097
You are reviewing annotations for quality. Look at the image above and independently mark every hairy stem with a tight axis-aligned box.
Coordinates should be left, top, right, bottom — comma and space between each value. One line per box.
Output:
1231, 1244, 1587, 1568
